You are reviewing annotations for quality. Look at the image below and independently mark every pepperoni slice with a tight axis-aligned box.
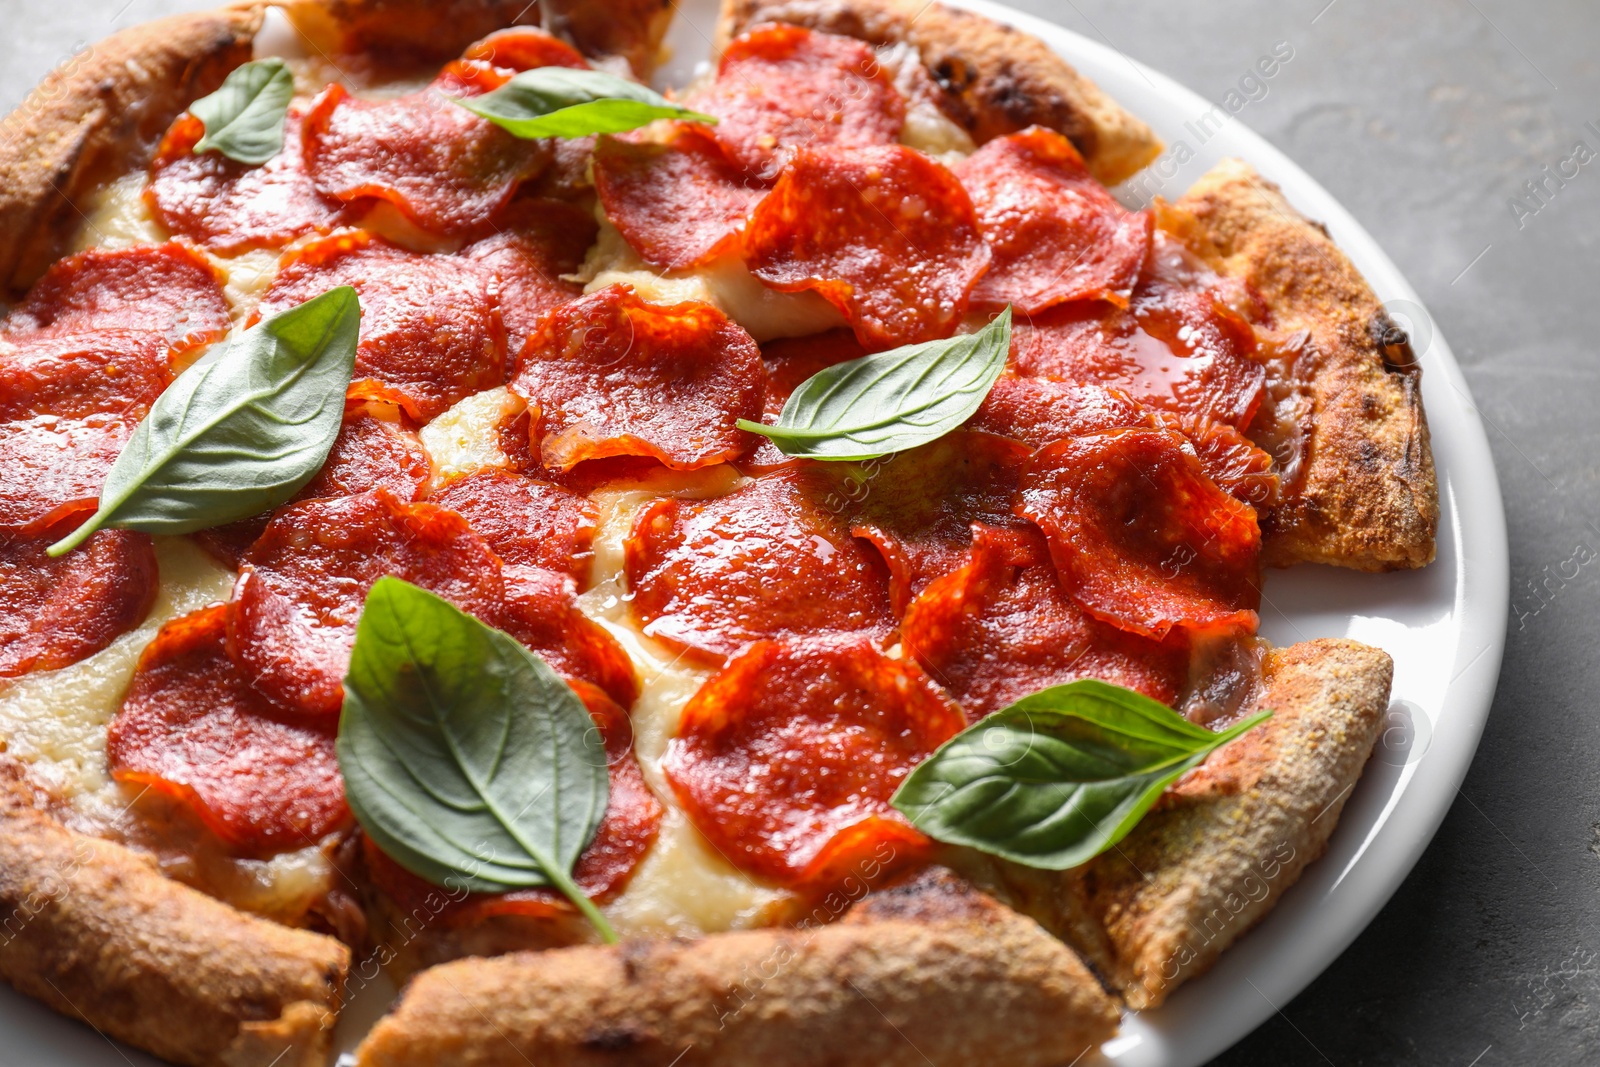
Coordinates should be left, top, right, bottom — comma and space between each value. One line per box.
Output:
827, 430, 1031, 615
509, 285, 764, 472
363, 679, 660, 922
303, 65, 548, 236
694, 24, 904, 181
663, 635, 963, 886
1018, 429, 1261, 639
0, 331, 170, 533
0, 329, 168, 421
195, 404, 430, 569
258, 232, 505, 422
464, 197, 595, 353
624, 467, 895, 664
4, 245, 230, 356
0, 525, 157, 678
430, 468, 596, 583
743, 329, 868, 469
146, 110, 343, 254
743, 145, 990, 348
903, 524, 1190, 720
108, 605, 347, 854
1010, 275, 1265, 430
229, 491, 506, 715
498, 568, 639, 710
593, 125, 764, 270
299, 406, 432, 503
966, 376, 1150, 445
955, 127, 1152, 313
462, 27, 590, 71
1152, 411, 1278, 507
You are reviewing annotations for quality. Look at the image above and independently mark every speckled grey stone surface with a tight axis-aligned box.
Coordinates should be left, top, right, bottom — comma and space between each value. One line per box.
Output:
1, 1, 1595, 1064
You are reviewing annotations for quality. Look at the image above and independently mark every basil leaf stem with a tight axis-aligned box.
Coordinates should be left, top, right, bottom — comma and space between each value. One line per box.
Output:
891, 679, 1271, 870
190, 58, 295, 164
737, 307, 1011, 461
451, 67, 717, 139
337, 578, 617, 943
46, 287, 360, 557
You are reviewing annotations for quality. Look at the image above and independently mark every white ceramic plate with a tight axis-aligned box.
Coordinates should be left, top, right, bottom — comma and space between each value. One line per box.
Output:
0, 3, 1508, 1065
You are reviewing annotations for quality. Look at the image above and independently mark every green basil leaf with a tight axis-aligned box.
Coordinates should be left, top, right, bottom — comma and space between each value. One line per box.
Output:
190, 58, 295, 164
891, 679, 1271, 870
736, 307, 1011, 461
450, 66, 717, 139
337, 577, 617, 942
46, 287, 359, 557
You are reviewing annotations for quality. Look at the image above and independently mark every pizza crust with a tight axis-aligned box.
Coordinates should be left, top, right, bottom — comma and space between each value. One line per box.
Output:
0, 2, 262, 293
989, 638, 1391, 1009
714, 0, 1162, 186
352, 868, 1120, 1067
1172, 159, 1439, 571
0, 759, 348, 1067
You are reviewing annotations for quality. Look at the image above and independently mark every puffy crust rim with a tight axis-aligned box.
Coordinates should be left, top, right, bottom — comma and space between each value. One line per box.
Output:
1172, 159, 1440, 571
0, 758, 349, 1067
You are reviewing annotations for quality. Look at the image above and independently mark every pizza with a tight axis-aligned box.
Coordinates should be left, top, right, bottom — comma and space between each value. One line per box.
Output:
0, 0, 1439, 1065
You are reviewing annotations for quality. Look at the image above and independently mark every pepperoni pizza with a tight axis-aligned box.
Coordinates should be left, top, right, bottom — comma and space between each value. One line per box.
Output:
0, 1, 1436, 1065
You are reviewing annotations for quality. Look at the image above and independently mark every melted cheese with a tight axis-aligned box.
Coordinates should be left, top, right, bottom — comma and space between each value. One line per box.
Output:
575, 477, 798, 937
580, 220, 846, 343
75, 172, 165, 251
419, 385, 526, 486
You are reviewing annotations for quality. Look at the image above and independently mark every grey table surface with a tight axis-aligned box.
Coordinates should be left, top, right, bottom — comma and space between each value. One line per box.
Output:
1, 0, 1595, 1064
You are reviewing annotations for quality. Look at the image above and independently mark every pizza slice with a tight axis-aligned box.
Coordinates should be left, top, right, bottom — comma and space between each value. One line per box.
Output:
0, 0, 1437, 1065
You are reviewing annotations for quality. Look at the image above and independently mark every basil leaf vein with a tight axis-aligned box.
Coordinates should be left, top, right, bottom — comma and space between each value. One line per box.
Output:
47, 287, 359, 557
891, 678, 1271, 870
190, 58, 295, 164
450, 67, 717, 139
737, 307, 1011, 461
337, 578, 617, 942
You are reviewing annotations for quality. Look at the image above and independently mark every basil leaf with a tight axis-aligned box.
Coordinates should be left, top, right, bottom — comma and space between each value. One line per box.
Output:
190, 58, 295, 164
450, 66, 717, 139
891, 679, 1271, 870
337, 577, 617, 942
46, 287, 359, 557
736, 307, 1011, 461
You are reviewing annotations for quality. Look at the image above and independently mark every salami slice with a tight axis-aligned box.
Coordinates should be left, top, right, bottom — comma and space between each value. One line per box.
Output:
694, 24, 904, 180
0, 329, 168, 421
4, 244, 231, 356
464, 196, 595, 353
362, 680, 660, 922
902, 524, 1190, 719
195, 404, 430, 569
0, 330, 170, 533
303, 65, 548, 236
966, 376, 1150, 445
498, 568, 640, 711
625, 467, 895, 664
1019, 429, 1261, 639
827, 430, 1031, 615
1153, 410, 1278, 507
1010, 272, 1265, 431
258, 232, 505, 422
229, 491, 506, 715
743, 329, 868, 469
663, 635, 963, 886
0, 525, 157, 678
509, 285, 764, 472
462, 27, 589, 72
955, 126, 1152, 312
108, 605, 348, 854
593, 125, 763, 270
743, 145, 990, 348
146, 109, 343, 254
430, 468, 596, 583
